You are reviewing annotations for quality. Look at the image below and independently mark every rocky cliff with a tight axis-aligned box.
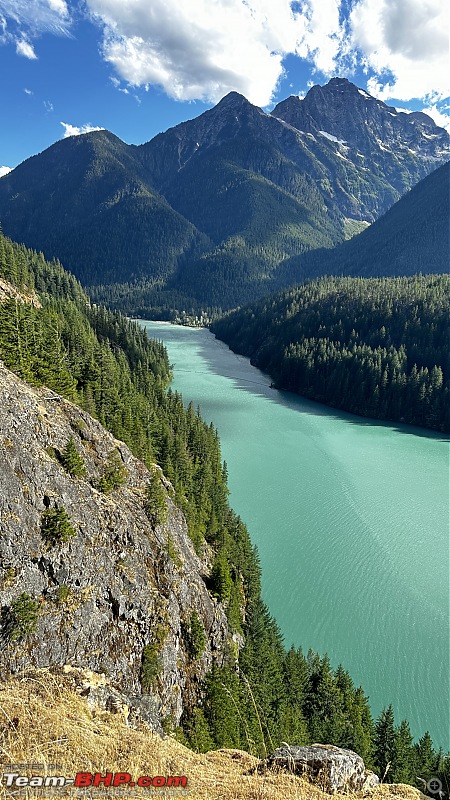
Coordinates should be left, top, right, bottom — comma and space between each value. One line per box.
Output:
0, 361, 231, 729
272, 78, 448, 169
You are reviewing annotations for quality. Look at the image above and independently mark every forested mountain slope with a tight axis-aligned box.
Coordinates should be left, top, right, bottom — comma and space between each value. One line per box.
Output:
211, 275, 450, 432
1, 231, 448, 785
274, 161, 449, 287
0, 78, 447, 314
0, 131, 208, 287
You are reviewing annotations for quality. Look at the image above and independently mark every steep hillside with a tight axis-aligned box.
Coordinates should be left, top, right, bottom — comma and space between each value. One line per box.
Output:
0, 130, 208, 287
0, 668, 433, 800
0, 79, 447, 314
273, 160, 449, 287
0, 361, 230, 725
211, 275, 450, 432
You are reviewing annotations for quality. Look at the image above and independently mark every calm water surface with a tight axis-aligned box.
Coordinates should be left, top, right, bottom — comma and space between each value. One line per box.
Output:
142, 321, 449, 750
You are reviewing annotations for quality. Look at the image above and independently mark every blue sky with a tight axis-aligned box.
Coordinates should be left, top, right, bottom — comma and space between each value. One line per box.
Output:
0, 0, 448, 174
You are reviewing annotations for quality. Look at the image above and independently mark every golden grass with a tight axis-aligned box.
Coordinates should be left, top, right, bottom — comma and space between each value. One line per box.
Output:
0, 669, 427, 800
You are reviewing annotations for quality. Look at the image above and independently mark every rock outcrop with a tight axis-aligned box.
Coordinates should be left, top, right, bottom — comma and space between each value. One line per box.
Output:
266, 743, 380, 793
0, 361, 231, 729
0, 668, 427, 800
272, 77, 449, 172
0, 277, 41, 307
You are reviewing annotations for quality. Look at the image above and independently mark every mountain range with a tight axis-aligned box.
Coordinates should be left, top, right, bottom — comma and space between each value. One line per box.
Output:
273, 159, 449, 289
0, 77, 448, 313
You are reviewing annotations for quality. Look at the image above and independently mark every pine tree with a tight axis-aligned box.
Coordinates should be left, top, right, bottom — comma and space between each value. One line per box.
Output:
415, 731, 437, 780
144, 469, 168, 525
374, 705, 396, 781
61, 436, 86, 478
210, 551, 233, 604
182, 708, 214, 753
184, 611, 206, 660
41, 507, 76, 546
392, 719, 414, 783
8, 593, 40, 642
97, 448, 127, 493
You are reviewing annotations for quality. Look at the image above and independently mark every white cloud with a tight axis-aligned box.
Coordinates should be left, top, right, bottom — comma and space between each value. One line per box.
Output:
0, 0, 71, 35
24, 87, 33, 95
351, 0, 449, 103
44, 100, 54, 112
421, 105, 450, 132
85, 0, 347, 106
16, 38, 37, 59
297, 0, 347, 75
110, 75, 129, 94
60, 122, 105, 138
0, 165, 12, 177
47, 0, 68, 15
0, 0, 71, 59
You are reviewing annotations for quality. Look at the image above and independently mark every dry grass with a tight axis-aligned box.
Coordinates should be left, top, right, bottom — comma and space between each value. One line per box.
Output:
0, 669, 427, 800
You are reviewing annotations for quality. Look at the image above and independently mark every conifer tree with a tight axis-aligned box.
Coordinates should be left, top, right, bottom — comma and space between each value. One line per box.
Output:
392, 719, 414, 783
374, 705, 396, 780
41, 507, 76, 545
97, 448, 127, 492
61, 436, 86, 478
415, 731, 438, 780
144, 469, 168, 525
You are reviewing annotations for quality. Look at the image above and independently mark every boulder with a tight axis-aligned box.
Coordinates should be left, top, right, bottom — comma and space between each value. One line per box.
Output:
266, 743, 379, 793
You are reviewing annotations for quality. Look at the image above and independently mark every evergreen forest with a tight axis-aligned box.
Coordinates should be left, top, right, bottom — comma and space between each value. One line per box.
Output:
211, 275, 450, 433
0, 230, 448, 793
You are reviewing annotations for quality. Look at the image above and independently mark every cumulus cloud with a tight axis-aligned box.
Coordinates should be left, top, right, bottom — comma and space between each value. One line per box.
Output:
351, 0, 449, 102
60, 122, 105, 138
47, 0, 69, 14
85, 0, 347, 106
0, 165, 12, 177
1, 0, 447, 115
298, 0, 348, 75
421, 105, 450, 132
16, 38, 37, 59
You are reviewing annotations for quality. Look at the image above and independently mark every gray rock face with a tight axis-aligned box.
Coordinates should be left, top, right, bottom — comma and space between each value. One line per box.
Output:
272, 77, 449, 219
273, 77, 448, 165
0, 362, 231, 728
266, 743, 379, 793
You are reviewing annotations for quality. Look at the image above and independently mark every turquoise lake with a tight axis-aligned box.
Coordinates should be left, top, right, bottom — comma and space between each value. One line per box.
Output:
142, 321, 449, 751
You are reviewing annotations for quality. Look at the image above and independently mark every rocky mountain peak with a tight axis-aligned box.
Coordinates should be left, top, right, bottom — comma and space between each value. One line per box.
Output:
272, 77, 449, 161
138, 89, 267, 185
216, 90, 254, 109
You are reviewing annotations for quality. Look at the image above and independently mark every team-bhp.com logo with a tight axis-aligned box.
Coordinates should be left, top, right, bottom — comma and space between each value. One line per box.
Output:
1, 767, 189, 793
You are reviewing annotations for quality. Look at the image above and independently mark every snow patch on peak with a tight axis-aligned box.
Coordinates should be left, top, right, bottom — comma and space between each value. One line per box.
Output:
319, 130, 347, 145
357, 89, 371, 99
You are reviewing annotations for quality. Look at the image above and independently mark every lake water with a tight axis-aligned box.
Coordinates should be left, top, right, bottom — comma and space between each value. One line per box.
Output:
142, 321, 449, 751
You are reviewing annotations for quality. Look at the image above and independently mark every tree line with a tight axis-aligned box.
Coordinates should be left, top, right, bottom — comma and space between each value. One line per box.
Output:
211, 274, 450, 432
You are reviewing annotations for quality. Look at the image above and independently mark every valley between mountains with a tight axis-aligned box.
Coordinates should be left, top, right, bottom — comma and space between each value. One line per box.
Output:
0, 77, 448, 315
0, 74, 449, 798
